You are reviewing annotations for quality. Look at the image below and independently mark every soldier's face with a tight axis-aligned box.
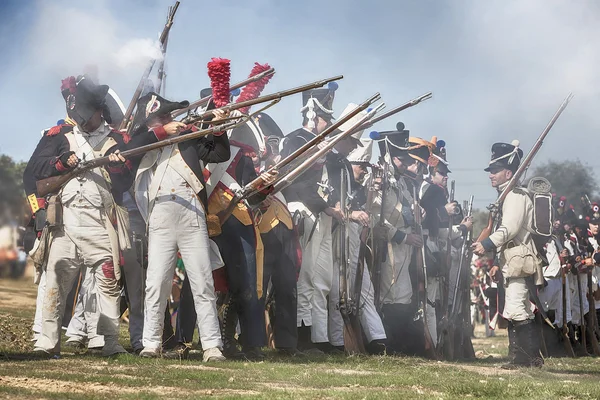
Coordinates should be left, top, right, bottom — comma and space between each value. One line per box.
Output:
488, 168, 512, 188
82, 110, 103, 132
392, 156, 406, 173
432, 171, 447, 187
314, 116, 330, 134
352, 164, 368, 182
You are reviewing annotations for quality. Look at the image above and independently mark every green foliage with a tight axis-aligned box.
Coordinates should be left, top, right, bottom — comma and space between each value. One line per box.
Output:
531, 160, 598, 202
472, 208, 489, 238
0, 154, 27, 222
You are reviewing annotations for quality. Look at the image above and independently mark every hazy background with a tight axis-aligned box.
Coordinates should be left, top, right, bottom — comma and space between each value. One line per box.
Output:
0, 0, 598, 208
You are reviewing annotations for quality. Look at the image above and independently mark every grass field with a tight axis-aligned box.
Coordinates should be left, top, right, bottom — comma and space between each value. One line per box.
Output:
2, 277, 600, 399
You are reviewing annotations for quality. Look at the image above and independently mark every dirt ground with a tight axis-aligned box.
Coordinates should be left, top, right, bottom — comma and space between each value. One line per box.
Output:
1, 276, 599, 400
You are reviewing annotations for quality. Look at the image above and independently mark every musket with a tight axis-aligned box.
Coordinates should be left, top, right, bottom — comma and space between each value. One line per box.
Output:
213, 97, 383, 226
271, 101, 384, 195
119, 1, 180, 131
477, 93, 574, 243
156, 4, 173, 96
560, 256, 576, 357
451, 196, 475, 359
575, 267, 590, 355
216, 99, 384, 228
171, 67, 276, 118
372, 159, 389, 313
355, 92, 432, 131
586, 269, 600, 355
338, 168, 365, 354
452, 195, 474, 316
412, 184, 439, 360
36, 117, 247, 197
181, 76, 342, 126
437, 181, 456, 357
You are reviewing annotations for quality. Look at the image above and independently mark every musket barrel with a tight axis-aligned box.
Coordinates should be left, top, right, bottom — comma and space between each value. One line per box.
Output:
35, 117, 245, 197
496, 93, 573, 206
356, 92, 433, 130
181, 75, 343, 125
272, 101, 384, 193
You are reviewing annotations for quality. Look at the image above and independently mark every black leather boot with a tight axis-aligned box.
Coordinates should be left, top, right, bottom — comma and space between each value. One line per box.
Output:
221, 297, 244, 360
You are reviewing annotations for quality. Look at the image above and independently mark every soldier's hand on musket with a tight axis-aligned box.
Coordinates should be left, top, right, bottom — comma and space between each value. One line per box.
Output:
60, 151, 80, 168
350, 210, 370, 226
489, 265, 501, 283
461, 216, 473, 231
471, 241, 486, 256
405, 233, 423, 248
445, 202, 458, 215
324, 206, 344, 222
211, 109, 230, 125
108, 150, 126, 165
163, 121, 187, 136
259, 169, 279, 186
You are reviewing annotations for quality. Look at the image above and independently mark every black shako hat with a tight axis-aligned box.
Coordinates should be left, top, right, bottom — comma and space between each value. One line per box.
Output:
301, 82, 338, 128
130, 92, 189, 134
62, 75, 109, 126
374, 122, 411, 160
484, 140, 524, 173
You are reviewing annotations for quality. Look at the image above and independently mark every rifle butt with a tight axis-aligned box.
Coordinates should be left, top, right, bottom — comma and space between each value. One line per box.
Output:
476, 213, 494, 242
36, 171, 77, 198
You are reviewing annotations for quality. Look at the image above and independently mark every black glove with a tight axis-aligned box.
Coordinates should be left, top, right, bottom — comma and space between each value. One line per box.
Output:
59, 151, 77, 168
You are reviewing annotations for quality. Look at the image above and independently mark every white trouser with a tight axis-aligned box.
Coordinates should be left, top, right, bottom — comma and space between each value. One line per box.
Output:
143, 192, 222, 351
35, 206, 120, 352
380, 232, 413, 306
121, 212, 145, 351
426, 277, 439, 345
290, 202, 333, 343
503, 277, 534, 322
33, 270, 46, 335
329, 222, 387, 346
65, 269, 105, 348
570, 273, 589, 325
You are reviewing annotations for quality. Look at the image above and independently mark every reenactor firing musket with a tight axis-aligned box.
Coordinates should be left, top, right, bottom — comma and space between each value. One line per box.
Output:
36, 76, 343, 197
216, 96, 384, 226
476, 93, 574, 243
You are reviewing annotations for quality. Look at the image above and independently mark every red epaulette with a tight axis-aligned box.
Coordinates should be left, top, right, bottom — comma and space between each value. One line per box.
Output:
46, 124, 73, 137
113, 129, 131, 144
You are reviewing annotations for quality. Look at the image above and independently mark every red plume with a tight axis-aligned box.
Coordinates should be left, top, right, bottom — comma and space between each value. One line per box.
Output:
61, 76, 77, 94
207, 58, 231, 108
236, 63, 273, 114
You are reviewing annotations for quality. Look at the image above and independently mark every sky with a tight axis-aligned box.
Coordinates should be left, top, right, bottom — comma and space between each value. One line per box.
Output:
0, 0, 599, 208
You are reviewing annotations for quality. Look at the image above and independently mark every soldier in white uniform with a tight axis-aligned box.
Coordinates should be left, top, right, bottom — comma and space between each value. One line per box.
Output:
472, 140, 544, 368
131, 92, 229, 361
27, 76, 150, 357
370, 126, 424, 355
280, 86, 344, 353
328, 134, 387, 354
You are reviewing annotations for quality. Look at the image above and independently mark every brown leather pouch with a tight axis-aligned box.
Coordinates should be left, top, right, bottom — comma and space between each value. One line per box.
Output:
207, 214, 222, 237
46, 195, 63, 227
